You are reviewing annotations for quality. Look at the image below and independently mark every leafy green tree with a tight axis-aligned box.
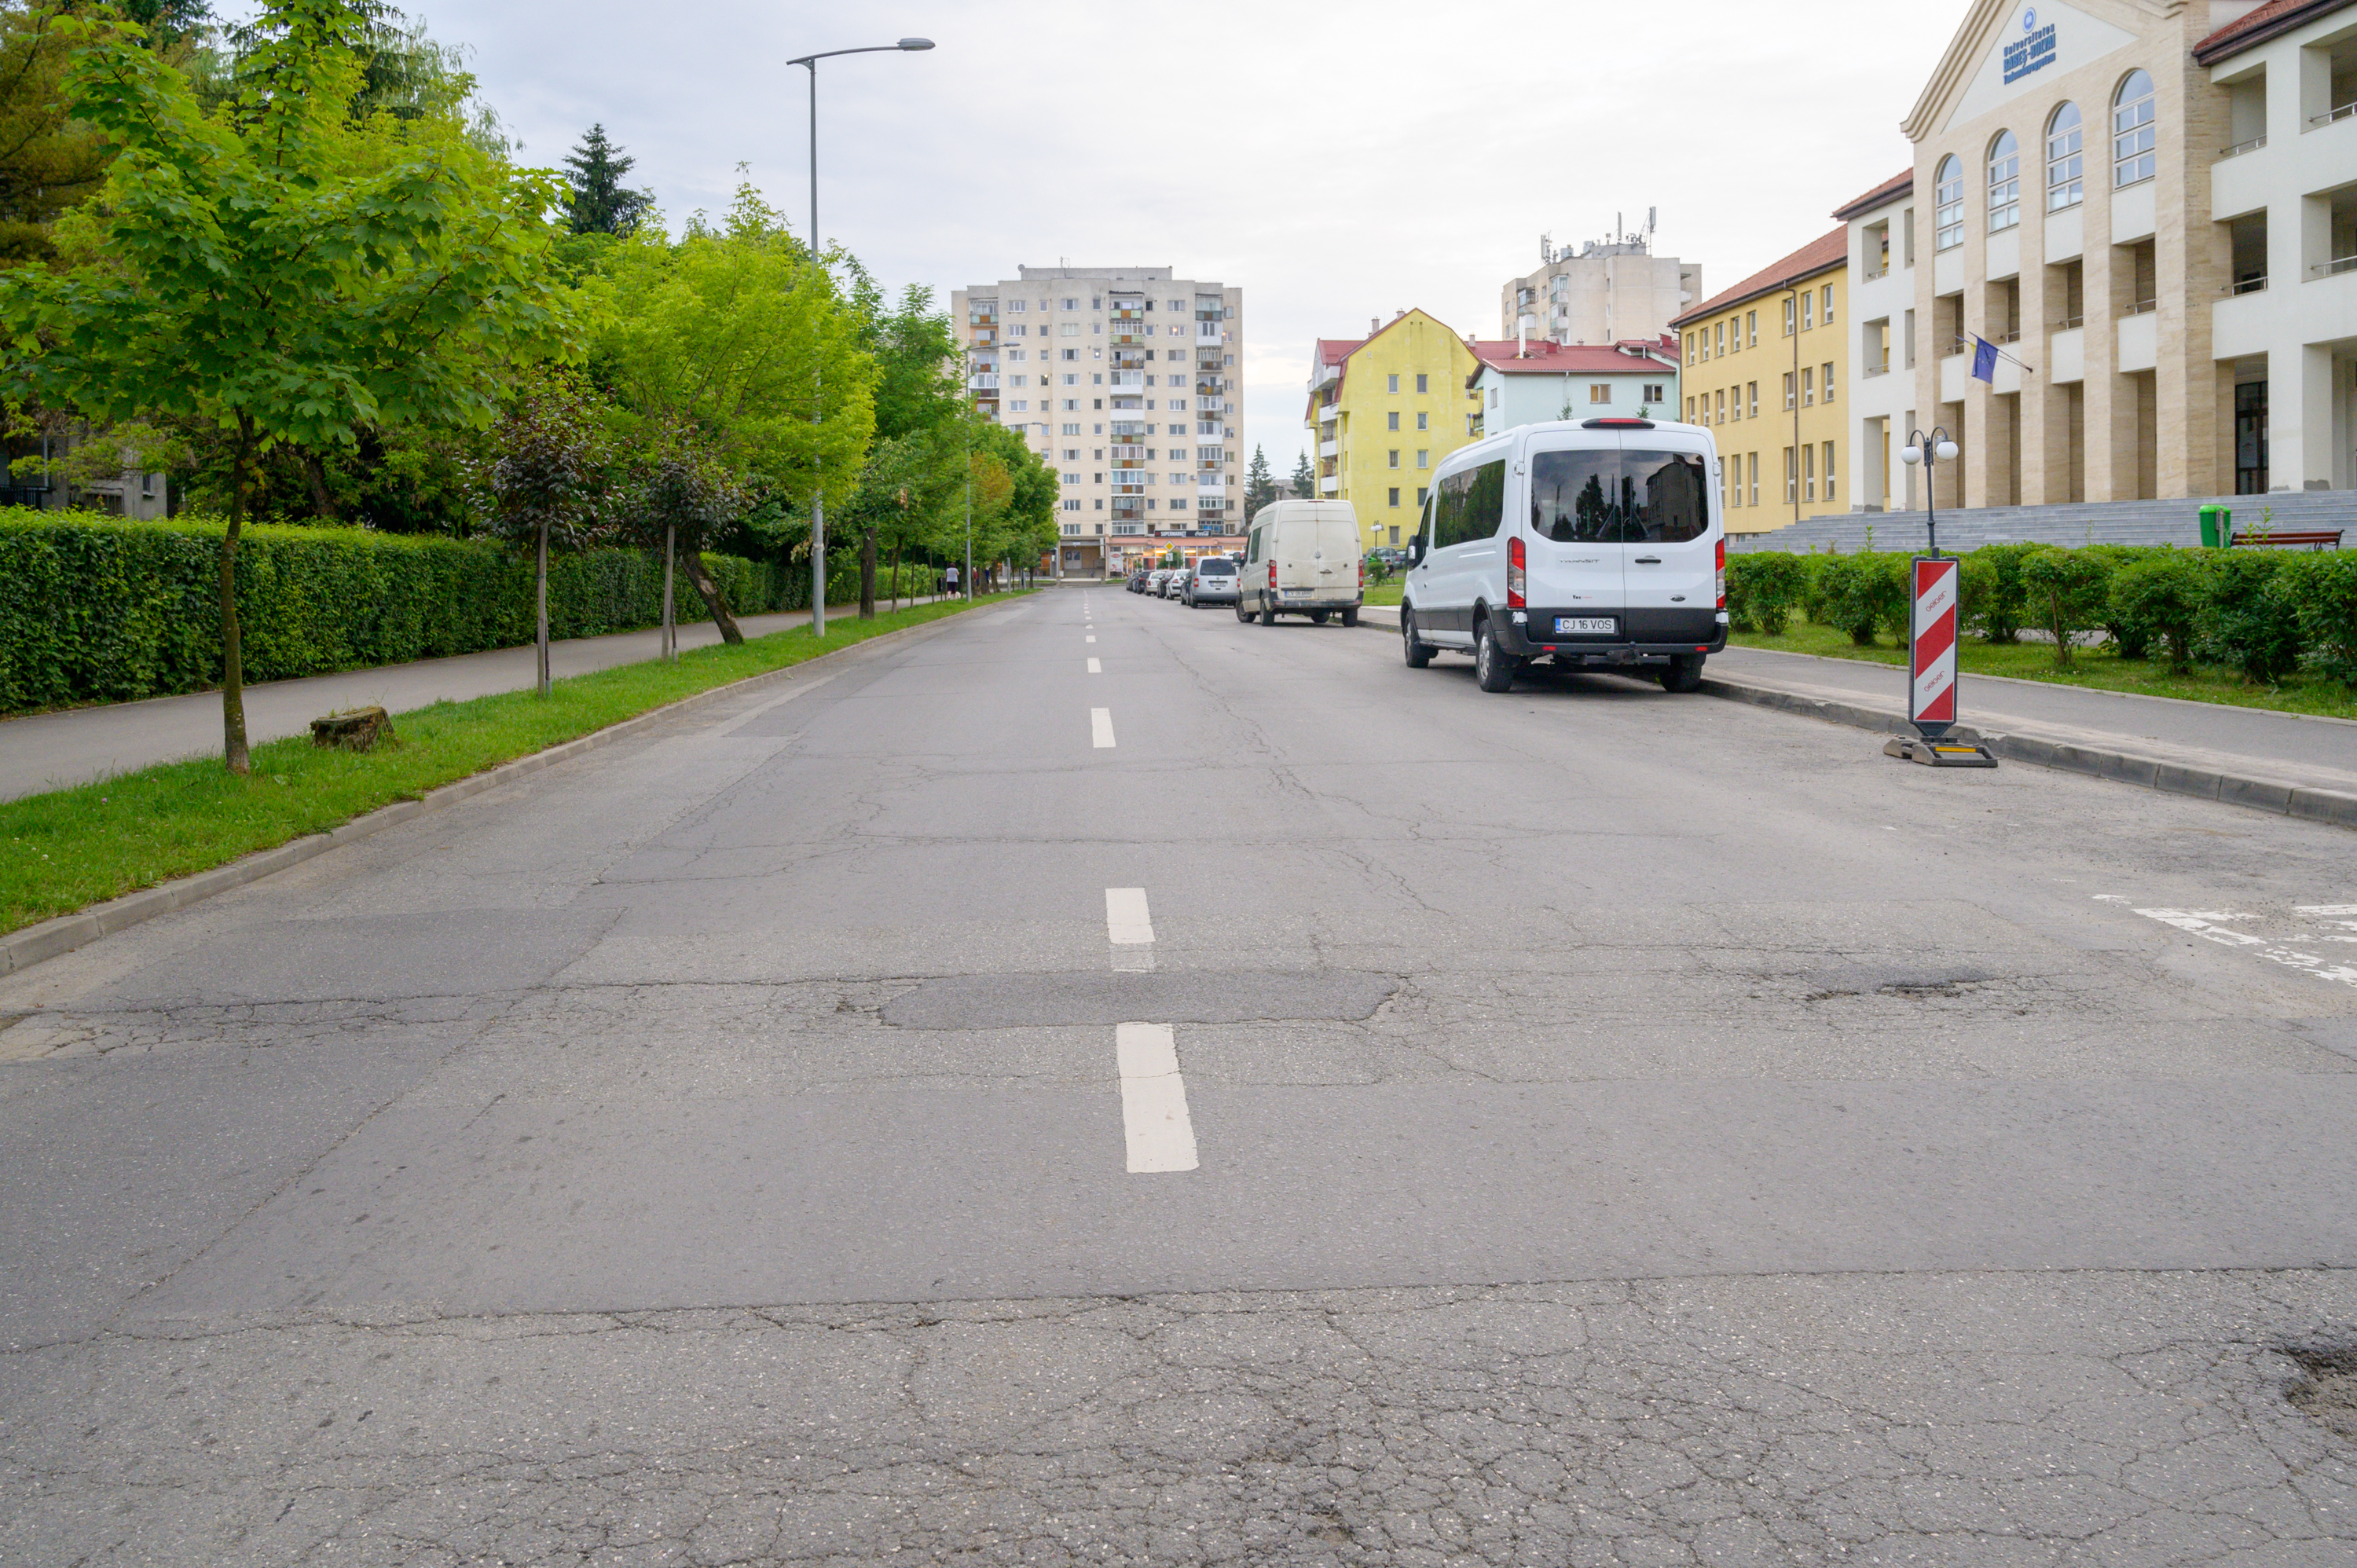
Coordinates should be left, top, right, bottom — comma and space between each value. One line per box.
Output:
1288, 449, 1314, 498
592, 181, 876, 603
1244, 443, 1276, 522
487, 372, 610, 692
0, 0, 576, 771
563, 123, 652, 236
838, 269, 961, 615
617, 416, 749, 644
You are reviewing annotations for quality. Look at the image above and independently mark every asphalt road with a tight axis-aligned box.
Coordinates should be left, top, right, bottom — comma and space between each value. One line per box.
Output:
3, 584, 2355, 1565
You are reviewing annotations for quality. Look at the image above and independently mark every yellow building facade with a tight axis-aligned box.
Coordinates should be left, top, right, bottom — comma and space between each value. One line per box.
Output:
1670, 230, 1850, 535
1305, 310, 1485, 549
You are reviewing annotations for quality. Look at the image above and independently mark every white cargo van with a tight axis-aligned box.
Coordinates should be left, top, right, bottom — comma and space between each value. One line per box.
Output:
1239, 500, 1363, 625
1399, 417, 1726, 692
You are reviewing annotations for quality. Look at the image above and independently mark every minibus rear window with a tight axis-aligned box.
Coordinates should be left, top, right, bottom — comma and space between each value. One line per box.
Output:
1528, 448, 1710, 543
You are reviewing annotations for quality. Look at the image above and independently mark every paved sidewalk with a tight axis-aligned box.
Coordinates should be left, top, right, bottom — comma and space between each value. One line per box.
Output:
0, 599, 950, 801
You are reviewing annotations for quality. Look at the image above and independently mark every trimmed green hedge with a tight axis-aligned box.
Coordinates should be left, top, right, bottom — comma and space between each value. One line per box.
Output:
1736, 540, 2357, 687
0, 511, 790, 713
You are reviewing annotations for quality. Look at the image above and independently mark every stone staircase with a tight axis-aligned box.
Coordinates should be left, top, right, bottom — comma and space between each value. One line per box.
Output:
1728, 492, 2352, 554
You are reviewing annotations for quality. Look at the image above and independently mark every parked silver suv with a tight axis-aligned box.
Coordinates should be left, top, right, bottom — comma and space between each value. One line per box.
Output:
1184, 557, 1241, 607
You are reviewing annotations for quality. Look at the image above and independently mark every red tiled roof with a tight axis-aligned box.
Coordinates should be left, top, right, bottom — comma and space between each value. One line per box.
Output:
1670, 228, 1848, 329
1315, 337, 1365, 366
1833, 169, 1912, 222
2194, 0, 2356, 63
1461, 339, 1677, 377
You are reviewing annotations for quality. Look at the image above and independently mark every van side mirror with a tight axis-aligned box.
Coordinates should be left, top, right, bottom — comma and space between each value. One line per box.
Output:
1408, 538, 1424, 564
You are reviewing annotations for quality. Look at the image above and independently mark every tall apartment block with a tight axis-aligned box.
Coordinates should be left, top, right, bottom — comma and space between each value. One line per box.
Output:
951, 266, 1243, 578
1501, 223, 1700, 347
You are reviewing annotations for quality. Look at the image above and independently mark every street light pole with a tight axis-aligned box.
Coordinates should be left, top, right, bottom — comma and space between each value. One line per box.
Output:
786, 37, 933, 638
1897, 425, 1959, 555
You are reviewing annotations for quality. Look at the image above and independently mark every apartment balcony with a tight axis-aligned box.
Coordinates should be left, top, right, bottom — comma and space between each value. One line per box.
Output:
1196, 397, 1228, 413
1319, 474, 1340, 494
1194, 379, 1225, 395
1319, 439, 1338, 459
968, 374, 999, 390
1197, 323, 1223, 342
1109, 371, 1144, 390
1109, 419, 1146, 438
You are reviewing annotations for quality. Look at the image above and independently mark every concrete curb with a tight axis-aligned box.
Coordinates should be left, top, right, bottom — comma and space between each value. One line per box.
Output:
1351, 602, 2353, 830
0, 599, 1019, 979
1699, 676, 2357, 830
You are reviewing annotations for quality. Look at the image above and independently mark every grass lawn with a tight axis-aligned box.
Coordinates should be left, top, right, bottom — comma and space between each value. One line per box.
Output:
0, 594, 1025, 937
1363, 581, 1405, 606
1730, 618, 2356, 720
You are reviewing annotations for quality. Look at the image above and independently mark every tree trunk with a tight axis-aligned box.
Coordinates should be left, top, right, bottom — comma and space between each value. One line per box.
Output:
302, 450, 337, 520
662, 522, 676, 661
859, 526, 877, 621
681, 548, 743, 643
536, 518, 551, 696
219, 421, 254, 775
890, 540, 903, 613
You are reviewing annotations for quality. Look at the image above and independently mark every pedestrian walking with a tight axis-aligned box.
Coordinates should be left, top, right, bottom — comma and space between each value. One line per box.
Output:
944, 563, 959, 599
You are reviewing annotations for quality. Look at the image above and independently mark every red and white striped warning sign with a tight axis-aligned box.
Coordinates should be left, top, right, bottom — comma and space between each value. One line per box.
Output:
1909, 556, 1959, 730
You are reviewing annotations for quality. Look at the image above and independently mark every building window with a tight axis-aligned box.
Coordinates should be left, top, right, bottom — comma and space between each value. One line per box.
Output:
1643, 383, 1665, 402
1686, 395, 1697, 421
1749, 453, 1760, 507
1387, 411, 1400, 430
1589, 384, 1611, 404
1802, 367, 1814, 405
1416, 449, 1428, 468
1823, 441, 1837, 503
1746, 310, 1757, 347
1387, 373, 1400, 393
1684, 332, 1696, 361
1783, 372, 1796, 410
1715, 321, 1726, 355
1934, 153, 1964, 250
1988, 130, 2022, 231
1783, 296, 1796, 335
1785, 447, 1798, 503
1821, 284, 1835, 324
1801, 291, 1813, 332
1387, 449, 1400, 468
1803, 442, 1816, 501
1747, 382, 1758, 419
1063, 499, 1080, 511
1416, 411, 1428, 430
1416, 373, 1428, 393
1388, 486, 1400, 507
2047, 102, 2084, 210
1715, 389, 1726, 423
2113, 70, 2155, 187
1416, 486, 1428, 507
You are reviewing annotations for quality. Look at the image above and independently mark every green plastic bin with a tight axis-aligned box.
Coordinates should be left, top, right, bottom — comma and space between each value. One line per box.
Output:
2198, 504, 2231, 548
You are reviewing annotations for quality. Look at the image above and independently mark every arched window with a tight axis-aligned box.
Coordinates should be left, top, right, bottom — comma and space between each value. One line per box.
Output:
2047, 102, 2084, 210
2113, 70, 2156, 187
1989, 131, 2021, 231
1934, 154, 1964, 251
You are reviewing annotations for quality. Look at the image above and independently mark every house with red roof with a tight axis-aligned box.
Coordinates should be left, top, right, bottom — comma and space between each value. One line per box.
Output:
1461, 337, 1680, 443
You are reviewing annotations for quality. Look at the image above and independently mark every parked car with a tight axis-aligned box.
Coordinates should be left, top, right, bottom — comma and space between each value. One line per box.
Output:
1398, 416, 1725, 693
1368, 546, 1411, 573
1127, 568, 1150, 592
1146, 570, 1171, 595
1237, 500, 1364, 626
1186, 556, 1241, 606
1160, 570, 1187, 599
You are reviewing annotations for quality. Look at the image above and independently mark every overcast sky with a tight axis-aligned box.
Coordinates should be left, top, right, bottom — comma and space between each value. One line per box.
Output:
291, 0, 1970, 471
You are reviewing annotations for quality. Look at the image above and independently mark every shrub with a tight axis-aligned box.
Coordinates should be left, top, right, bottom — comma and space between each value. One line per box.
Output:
2020, 546, 2114, 667
2198, 550, 2304, 682
1799, 548, 1835, 625
2107, 549, 2203, 669
2084, 545, 2156, 658
1726, 551, 1808, 635
1867, 553, 1916, 646
1816, 551, 1906, 646
2283, 550, 2357, 688
0, 512, 782, 714
1963, 542, 2036, 643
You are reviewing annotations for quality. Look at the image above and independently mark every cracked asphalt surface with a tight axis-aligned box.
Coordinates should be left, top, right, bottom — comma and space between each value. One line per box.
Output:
2, 585, 2355, 1565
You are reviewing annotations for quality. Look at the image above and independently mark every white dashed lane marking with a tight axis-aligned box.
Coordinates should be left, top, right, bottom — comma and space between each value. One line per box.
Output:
1105, 886, 1153, 973
1116, 1022, 1197, 1174
1091, 708, 1116, 749
1087, 658, 1102, 673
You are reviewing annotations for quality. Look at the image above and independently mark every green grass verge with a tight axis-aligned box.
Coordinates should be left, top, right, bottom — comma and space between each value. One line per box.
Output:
1730, 618, 2356, 720
1362, 581, 1405, 606
0, 594, 1026, 937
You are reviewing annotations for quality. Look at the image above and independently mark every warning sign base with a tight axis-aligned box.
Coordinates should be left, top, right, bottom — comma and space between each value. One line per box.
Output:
1884, 736, 1999, 768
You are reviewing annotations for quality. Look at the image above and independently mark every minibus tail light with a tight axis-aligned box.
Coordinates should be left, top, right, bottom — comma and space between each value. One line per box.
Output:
1715, 537, 1726, 609
1268, 559, 1277, 589
1507, 535, 1527, 609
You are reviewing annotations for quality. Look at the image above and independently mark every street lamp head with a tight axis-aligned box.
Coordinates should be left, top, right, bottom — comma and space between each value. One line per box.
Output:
1899, 445, 1922, 465
898, 36, 933, 49
1935, 439, 1959, 463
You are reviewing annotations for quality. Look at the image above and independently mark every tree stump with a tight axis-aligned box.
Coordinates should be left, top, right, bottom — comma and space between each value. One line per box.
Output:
310, 706, 394, 752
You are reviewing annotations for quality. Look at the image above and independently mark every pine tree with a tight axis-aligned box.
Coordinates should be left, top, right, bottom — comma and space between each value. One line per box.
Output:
1244, 443, 1276, 521
563, 124, 653, 236
1288, 449, 1314, 499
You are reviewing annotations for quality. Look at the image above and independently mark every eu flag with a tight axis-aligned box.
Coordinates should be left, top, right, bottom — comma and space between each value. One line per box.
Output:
1970, 336, 1999, 383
